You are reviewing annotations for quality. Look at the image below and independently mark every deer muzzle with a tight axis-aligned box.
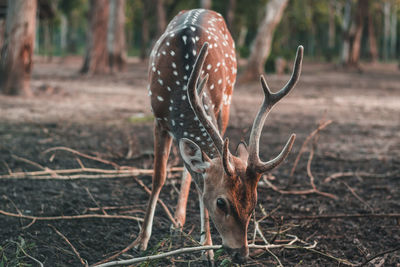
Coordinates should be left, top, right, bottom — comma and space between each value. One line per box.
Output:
224, 245, 249, 264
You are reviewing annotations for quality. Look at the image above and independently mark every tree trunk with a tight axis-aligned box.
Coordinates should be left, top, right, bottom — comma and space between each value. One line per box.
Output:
237, 25, 247, 48
240, 0, 288, 82
200, 0, 211, 9
0, 0, 37, 96
43, 19, 53, 62
367, 7, 378, 62
108, 0, 127, 72
382, 1, 390, 61
390, 3, 397, 59
81, 0, 110, 74
156, 0, 166, 38
140, 0, 150, 61
349, 0, 368, 66
340, 0, 352, 65
328, 0, 335, 49
0, 19, 5, 50
60, 14, 68, 55
226, 0, 236, 32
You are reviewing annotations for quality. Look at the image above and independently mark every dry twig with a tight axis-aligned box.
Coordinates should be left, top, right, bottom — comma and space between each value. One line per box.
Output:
263, 120, 338, 200
0, 166, 183, 179
42, 146, 120, 169
0, 209, 143, 225
324, 171, 399, 183
92, 242, 319, 267
263, 176, 338, 200
282, 213, 400, 220
11, 154, 46, 170
358, 246, 400, 266
290, 120, 332, 177
49, 224, 87, 266
342, 182, 374, 212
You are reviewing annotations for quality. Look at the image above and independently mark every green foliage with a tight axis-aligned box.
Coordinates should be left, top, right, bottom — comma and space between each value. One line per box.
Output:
128, 113, 154, 124
31, 0, 400, 63
0, 237, 37, 267
219, 258, 232, 267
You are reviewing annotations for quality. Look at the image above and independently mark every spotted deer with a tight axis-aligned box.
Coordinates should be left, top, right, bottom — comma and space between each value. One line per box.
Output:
134, 9, 303, 263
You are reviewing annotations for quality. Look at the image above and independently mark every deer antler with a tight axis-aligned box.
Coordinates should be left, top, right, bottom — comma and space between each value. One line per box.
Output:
247, 45, 303, 173
187, 42, 234, 176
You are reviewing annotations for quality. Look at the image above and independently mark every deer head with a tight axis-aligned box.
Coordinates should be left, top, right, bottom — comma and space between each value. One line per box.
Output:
179, 43, 303, 263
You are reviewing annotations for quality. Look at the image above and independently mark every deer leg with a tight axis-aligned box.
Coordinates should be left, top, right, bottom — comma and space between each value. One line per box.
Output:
134, 123, 172, 251
198, 190, 214, 261
174, 167, 192, 228
220, 103, 231, 135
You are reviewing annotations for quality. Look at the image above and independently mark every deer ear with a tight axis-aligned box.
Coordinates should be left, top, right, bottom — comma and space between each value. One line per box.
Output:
236, 141, 249, 162
179, 138, 210, 174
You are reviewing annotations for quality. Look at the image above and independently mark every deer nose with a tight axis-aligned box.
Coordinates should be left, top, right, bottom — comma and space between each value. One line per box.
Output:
225, 246, 249, 264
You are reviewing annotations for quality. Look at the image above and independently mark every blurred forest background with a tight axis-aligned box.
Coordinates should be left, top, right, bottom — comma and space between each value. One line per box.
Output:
0, 2, 399, 265
0, 0, 399, 96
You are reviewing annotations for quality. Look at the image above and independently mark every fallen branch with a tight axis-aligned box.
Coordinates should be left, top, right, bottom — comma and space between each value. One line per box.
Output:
92, 242, 317, 267
0, 167, 184, 179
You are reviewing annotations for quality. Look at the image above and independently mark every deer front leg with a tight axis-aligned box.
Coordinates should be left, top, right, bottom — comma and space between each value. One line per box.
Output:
198, 190, 214, 261
134, 123, 172, 251
174, 168, 192, 228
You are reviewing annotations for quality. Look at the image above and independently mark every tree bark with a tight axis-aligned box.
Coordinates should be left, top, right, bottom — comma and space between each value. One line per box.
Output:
200, 0, 211, 9
140, 0, 150, 61
81, 0, 110, 74
349, 0, 368, 66
156, 0, 166, 38
390, 3, 397, 59
0, 0, 37, 96
43, 19, 53, 62
328, 0, 335, 49
240, 0, 288, 82
0, 19, 5, 50
226, 0, 236, 32
340, 0, 352, 65
108, 0, 127, 72
382, 1, 390, 61
60, 14, 68, 55
367, 7, 378, 62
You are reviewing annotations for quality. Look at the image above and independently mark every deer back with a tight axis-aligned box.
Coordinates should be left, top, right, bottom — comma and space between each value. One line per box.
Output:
148, 9, 237, 159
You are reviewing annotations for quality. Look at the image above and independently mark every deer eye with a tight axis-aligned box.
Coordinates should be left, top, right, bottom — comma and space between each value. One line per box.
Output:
216, 198, 228, 213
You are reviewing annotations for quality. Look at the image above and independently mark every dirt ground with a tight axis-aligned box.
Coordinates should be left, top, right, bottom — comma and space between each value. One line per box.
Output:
0, 57, 399, 266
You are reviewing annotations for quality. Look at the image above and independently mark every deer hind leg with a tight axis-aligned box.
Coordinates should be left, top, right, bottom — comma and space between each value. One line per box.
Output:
174, 167, 192, 228
220, 103, 231, 136
198, 190, 214, 261
134, 122, 172, 251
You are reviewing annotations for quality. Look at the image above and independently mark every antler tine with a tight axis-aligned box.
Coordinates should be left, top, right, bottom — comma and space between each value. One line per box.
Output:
223, 138, 235, 176
187, 42, 224, 156
248, 45, 303, 173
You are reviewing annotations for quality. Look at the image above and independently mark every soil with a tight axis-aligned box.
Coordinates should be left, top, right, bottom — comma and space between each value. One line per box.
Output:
0, 57, 399, 266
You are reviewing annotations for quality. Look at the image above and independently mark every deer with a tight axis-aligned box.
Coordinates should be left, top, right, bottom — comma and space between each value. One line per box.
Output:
133, 9, 303, 264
